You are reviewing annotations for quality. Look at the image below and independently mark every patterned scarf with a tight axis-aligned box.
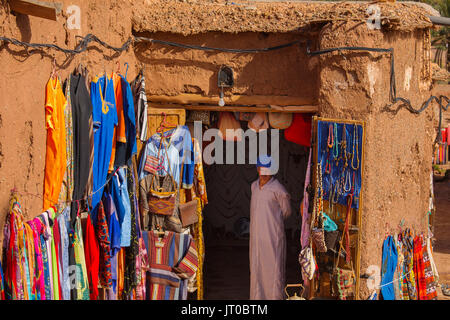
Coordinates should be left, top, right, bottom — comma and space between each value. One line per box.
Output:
97, 201, 112, 288
123, 161, 139, 297
413, 235, 427, 300
422, 238, 437, 300
401, 229, 417, 300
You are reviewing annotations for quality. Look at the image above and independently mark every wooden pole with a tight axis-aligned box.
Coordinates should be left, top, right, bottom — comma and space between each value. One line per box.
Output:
9, 0, 62, 21
147, 93, 316, 107
149, 102, 319, 113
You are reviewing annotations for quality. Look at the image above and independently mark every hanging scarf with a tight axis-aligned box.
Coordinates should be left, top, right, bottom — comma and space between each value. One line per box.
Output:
413, 235, 427, 300
380, 235, 397, 300
0, 260, 5, 300
123, 162, 139, 297
422, 237, 437, 300
97, 200, 112, 289
402, 229, 417, 300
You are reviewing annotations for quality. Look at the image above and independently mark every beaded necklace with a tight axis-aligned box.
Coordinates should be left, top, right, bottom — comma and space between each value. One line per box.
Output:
327, 124, 334, 149
340, 124, 348, 168
351, 124, 360, 170
333, 123, 339, 160
343, 168, 351, 193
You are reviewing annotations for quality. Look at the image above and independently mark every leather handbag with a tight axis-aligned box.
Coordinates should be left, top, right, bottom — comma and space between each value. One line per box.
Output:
179, 199, 199, 227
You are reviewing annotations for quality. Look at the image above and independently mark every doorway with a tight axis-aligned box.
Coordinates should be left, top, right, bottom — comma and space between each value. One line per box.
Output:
197, 121, 309, 299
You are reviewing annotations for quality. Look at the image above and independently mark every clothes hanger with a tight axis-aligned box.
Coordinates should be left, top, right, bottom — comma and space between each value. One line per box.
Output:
124, 62, 129, 80
115, 61, 121, 75
50, 57, 57, 80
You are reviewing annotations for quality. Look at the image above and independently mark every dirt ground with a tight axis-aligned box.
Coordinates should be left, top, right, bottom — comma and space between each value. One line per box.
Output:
433, 177, 450, 300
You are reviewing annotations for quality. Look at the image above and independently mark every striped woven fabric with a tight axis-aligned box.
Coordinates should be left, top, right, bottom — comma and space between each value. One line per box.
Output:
422, 239, 437, 300
143, 231, 198, 300
413, 235, 427, 300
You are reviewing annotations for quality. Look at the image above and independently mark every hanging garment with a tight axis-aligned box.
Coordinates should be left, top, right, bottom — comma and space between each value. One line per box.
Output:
108, 73, 126, 172
43, 77, 67, 211
249, 177, 292, 300
422, 238, 438, 300
38, 216, 52, 300
41, 212, 55, 299
138, 126, 195, 189
300, 148, 312, 250
413, 235, 427, 300
143, 230, 198, 300
59, 77, 74, 203
50, 210, 63, 300
135, 233, 149, 300
58, 207, 70, 300
393, 235, 404, 300
90, 74, 118, 224
83, 213, 100, 300
73, 216, 90, 300
27, 219, 45, 300
111, 168, 132, 247
23, 222, 36, 300
130, 72, 148, 142
123, 164, 139, 296
117, 248, 125, 299
380, 236, 398, 300
96, 200, 112, 290
0, 260, 4, 300
70, 72, 93, 223
104, 192, 121, 295
115, 74, 137, 167
401, 229, 417, 300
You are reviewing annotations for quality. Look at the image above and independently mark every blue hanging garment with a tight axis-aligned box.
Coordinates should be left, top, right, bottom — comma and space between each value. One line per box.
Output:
380, 235, 398, 300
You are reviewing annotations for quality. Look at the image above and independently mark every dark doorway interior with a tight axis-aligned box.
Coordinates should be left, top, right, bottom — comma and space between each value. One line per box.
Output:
200, 126, 309, 299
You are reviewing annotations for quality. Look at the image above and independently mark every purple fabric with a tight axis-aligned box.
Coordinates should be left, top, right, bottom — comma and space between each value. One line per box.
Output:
301, 148, 312, 249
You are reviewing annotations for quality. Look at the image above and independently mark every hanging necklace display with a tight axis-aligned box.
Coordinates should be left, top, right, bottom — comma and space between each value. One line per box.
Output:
340, 124, 348, 168
351, 124, 360, 171
343, 168, 352, 193
333, 123, 339, 163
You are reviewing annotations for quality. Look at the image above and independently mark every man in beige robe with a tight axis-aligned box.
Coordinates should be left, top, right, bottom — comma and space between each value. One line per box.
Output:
250, 155, 292, 300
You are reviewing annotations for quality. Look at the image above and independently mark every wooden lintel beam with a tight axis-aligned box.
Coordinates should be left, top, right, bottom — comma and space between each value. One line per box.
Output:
147, 92, 316, 107
9, 0, 62, 21
149, 103, 319, 114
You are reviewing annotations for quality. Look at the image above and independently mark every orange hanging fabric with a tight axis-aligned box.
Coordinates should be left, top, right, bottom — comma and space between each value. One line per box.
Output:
43, 77, 67, 211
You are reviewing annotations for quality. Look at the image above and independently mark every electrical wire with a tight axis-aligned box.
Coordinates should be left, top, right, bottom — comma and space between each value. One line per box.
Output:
1, 33, 449, 141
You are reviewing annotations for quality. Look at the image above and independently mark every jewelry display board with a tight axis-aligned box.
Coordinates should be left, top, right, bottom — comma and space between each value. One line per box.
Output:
310, 116, 365, 300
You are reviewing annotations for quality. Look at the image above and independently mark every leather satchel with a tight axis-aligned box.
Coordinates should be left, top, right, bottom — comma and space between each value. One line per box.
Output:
179, 199, 199, 227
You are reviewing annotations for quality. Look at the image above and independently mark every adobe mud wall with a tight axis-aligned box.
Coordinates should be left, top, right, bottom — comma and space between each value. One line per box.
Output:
0, 1, 438, 301
318, 21, 435, 299
134, 31, 319, 102
0, 0, 142, 224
